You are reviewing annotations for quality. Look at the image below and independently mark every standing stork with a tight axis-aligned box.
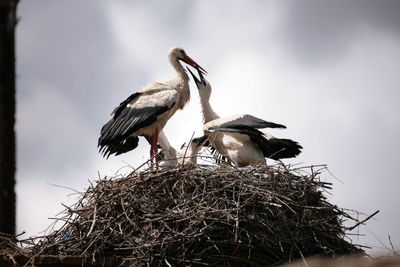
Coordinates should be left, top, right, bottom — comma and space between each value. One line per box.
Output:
187, 68, 302, 167
98, 47, 206, 162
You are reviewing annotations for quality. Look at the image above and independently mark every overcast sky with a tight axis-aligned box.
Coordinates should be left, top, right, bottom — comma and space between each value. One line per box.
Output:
16, 0, 400, 255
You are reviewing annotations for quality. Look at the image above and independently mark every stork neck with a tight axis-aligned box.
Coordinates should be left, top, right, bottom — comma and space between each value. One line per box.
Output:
200, 98, 219, 123
170, 58, 189, 81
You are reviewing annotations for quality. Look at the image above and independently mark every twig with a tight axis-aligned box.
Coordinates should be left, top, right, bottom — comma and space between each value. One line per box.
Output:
347, 210, 379, 231
86, 205, 97, 237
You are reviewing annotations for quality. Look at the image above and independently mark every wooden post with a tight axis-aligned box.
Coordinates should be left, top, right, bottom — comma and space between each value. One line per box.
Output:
0, 0, 18, 236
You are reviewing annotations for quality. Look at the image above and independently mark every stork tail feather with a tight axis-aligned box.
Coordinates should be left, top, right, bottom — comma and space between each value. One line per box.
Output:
266, 138, 302, 160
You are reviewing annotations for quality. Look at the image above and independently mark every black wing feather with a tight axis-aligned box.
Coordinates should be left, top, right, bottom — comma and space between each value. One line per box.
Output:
111, 92, 141, 117
98, 92, 173, 158
265, 138, 303, 160
213, 115, 286, 130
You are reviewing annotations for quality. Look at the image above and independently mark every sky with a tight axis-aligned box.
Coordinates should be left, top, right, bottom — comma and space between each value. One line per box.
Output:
16, 0, 400, 255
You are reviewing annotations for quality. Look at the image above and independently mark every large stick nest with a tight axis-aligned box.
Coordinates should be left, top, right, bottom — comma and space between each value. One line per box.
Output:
27, 164, 362, 266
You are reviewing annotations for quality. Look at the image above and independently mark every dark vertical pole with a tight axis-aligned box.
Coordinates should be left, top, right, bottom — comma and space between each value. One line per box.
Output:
0, 0, 18, 236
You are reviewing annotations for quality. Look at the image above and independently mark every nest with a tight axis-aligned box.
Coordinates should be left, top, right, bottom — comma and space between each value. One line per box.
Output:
20, 163, 365, 266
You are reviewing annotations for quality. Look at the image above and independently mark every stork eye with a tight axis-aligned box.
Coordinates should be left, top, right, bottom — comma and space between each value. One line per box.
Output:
180, 49, 186, 55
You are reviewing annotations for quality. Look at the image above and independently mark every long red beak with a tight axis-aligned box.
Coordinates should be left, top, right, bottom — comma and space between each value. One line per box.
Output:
182, 55, 207, 75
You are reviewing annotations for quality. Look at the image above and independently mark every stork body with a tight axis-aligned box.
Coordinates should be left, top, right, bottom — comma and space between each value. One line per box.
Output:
188, 69, 302, 167
98, 47, 206, 160
203, 114, 301, 166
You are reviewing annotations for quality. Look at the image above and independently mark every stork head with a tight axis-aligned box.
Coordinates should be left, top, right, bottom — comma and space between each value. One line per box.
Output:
186, 67, 212, 102
168, 47, 207, 75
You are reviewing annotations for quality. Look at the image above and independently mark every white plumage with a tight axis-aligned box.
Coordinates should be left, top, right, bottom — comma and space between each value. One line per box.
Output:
98, 47, 206, 160
187, 69, 302, 167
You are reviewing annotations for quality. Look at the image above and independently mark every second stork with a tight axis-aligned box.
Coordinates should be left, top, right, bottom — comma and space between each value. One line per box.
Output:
188, 68, 302, 167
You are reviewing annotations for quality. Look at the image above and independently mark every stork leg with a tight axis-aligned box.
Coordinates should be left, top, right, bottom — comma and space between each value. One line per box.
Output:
150, 129, 159, 168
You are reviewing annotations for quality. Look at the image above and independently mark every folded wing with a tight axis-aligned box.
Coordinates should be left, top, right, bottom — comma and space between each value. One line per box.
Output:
98, 90, 176, 158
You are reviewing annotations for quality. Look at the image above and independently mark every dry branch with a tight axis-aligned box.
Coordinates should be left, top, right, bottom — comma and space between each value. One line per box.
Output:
9, 163, 366, 266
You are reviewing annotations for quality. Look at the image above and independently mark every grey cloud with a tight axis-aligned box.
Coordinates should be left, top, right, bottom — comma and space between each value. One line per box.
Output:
17, 1, 116, 180
280, 0, 400, 64
17, 0, 149, 127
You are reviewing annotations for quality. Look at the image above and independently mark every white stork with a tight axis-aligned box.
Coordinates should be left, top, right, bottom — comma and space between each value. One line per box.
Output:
157, 130, 207, 166
98, 47, 206, 160
187, 68, 302, 167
